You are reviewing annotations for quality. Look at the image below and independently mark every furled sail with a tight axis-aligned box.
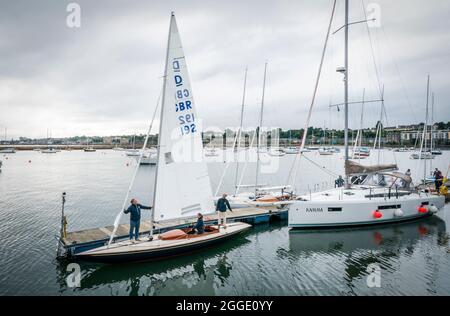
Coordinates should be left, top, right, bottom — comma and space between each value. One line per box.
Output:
153, 13, 214, 222
345, 160, 398, 175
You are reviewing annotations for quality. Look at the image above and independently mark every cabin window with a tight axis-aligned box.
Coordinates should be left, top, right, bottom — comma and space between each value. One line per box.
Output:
378, 205, 401, 210
328, 207, 342, 212
421, 201, 429, 206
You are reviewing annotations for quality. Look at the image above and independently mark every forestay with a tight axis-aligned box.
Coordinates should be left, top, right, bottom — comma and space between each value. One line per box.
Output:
153, 13, 214, 222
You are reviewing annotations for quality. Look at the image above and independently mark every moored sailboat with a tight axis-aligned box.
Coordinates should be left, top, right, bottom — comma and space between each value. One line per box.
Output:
0, 148, 16, 153
75, 13, 250, 263
288, 0, 445, 229
214, 63, 294, 209
41, 147, 61, 153
139, 148, 157, 165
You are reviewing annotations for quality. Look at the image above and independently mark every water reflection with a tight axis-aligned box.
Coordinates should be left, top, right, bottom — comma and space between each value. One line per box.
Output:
288, 216, 448, 294
56, 233, 250, 295
54, 216, 449, 295
288, 216, 447, 254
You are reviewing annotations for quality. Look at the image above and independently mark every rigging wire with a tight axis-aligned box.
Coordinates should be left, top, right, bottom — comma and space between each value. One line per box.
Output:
287, 0, 337, 189
302, 154, 338, 178
361, 0, 398, 166
380, 26, 418, 124
108, 89, 162, 246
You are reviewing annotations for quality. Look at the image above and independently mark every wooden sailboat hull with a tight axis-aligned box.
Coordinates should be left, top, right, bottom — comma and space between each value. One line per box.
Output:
75, 222, 251, 263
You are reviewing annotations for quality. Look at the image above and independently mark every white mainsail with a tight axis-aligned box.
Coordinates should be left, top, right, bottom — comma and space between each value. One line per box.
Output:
152, 13, 214, 222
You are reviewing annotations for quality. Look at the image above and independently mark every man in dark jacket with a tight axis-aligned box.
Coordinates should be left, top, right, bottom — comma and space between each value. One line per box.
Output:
189, 213, 205, 234
434, 168, 443, 192
216, 193, 232, 228
335, 175, 344, 188
124, 198, 152, 241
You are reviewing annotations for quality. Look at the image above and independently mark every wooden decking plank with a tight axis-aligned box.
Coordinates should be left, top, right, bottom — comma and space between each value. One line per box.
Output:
63, 206, 286, 246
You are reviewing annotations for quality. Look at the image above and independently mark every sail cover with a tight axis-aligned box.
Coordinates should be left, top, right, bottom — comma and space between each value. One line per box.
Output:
345, 160, 398, 175
153, 13, 214, 221
380, 172, 412, 184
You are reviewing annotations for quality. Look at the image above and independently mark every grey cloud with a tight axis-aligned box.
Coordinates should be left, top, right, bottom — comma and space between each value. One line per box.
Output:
0, 0, 449, 139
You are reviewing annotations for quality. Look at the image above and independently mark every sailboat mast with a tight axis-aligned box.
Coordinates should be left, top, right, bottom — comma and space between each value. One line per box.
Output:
424, 75, 430, 182
235, 68, 248, 190
344, 0, 350, 186
150, 12, 174, 233
377, 85, 384, 164
430, 92, 435, 172
255, 62, 268, 197
359, 89, 365, 148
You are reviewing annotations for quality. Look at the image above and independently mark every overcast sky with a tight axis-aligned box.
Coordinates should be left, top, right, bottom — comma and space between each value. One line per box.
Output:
0, 0, 449, 139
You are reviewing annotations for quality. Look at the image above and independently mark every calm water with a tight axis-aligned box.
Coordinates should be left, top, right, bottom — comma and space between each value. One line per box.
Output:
0, 149, 449, 295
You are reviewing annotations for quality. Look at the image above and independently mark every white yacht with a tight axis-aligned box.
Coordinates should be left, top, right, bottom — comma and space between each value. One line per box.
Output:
84, 146, 96, 152
318, 147, 334, 156
285, 147, 300, 154
0, 148, 16, 154
288, 0, 445, 229
224, 185, 294, 209
268, 147, 285, 156
139, 149, 157, 165
41, 147, 61, 153
411, 152, 434, 160
125, 149, 140, 157
204, 147, 220, 157
289, 161, 445, 228
125, 135, 140, 156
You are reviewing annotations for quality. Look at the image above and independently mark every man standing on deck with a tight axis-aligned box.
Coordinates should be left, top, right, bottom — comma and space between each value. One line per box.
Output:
124, 198, 152, 241
335, 175, 344, 188
405, 169, 411, 177
434, 168, 444, 193
216, 193, 233, 229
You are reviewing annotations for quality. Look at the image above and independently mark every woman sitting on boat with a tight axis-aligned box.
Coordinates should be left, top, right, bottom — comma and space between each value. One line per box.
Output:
189, 213, 205, 234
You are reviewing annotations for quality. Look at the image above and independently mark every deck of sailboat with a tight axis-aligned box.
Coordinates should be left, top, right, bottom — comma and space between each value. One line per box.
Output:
61, 205, 287, 255
297, 186, 447, 206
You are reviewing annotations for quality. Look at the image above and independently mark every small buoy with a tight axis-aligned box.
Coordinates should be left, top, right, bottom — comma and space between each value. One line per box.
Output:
429, 205, 438, 214
373, 210, 382, 219
394, 209, 404, 217
418, 206, 428, 214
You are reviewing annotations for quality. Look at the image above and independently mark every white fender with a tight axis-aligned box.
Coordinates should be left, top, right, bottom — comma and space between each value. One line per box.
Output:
429, 205, 438, 214
394, 209, 404, 217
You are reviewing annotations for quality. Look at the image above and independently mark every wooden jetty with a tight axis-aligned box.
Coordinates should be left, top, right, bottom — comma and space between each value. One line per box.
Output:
60, 205, 287, 256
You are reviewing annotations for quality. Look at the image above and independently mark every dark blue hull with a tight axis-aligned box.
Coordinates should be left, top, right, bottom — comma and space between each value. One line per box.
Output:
75, 227, 249, 263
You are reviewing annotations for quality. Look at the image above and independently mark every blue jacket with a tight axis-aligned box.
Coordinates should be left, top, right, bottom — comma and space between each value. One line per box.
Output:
193, 218, 205, 234
124, 204, 152, 222
216, 198, 232, 212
